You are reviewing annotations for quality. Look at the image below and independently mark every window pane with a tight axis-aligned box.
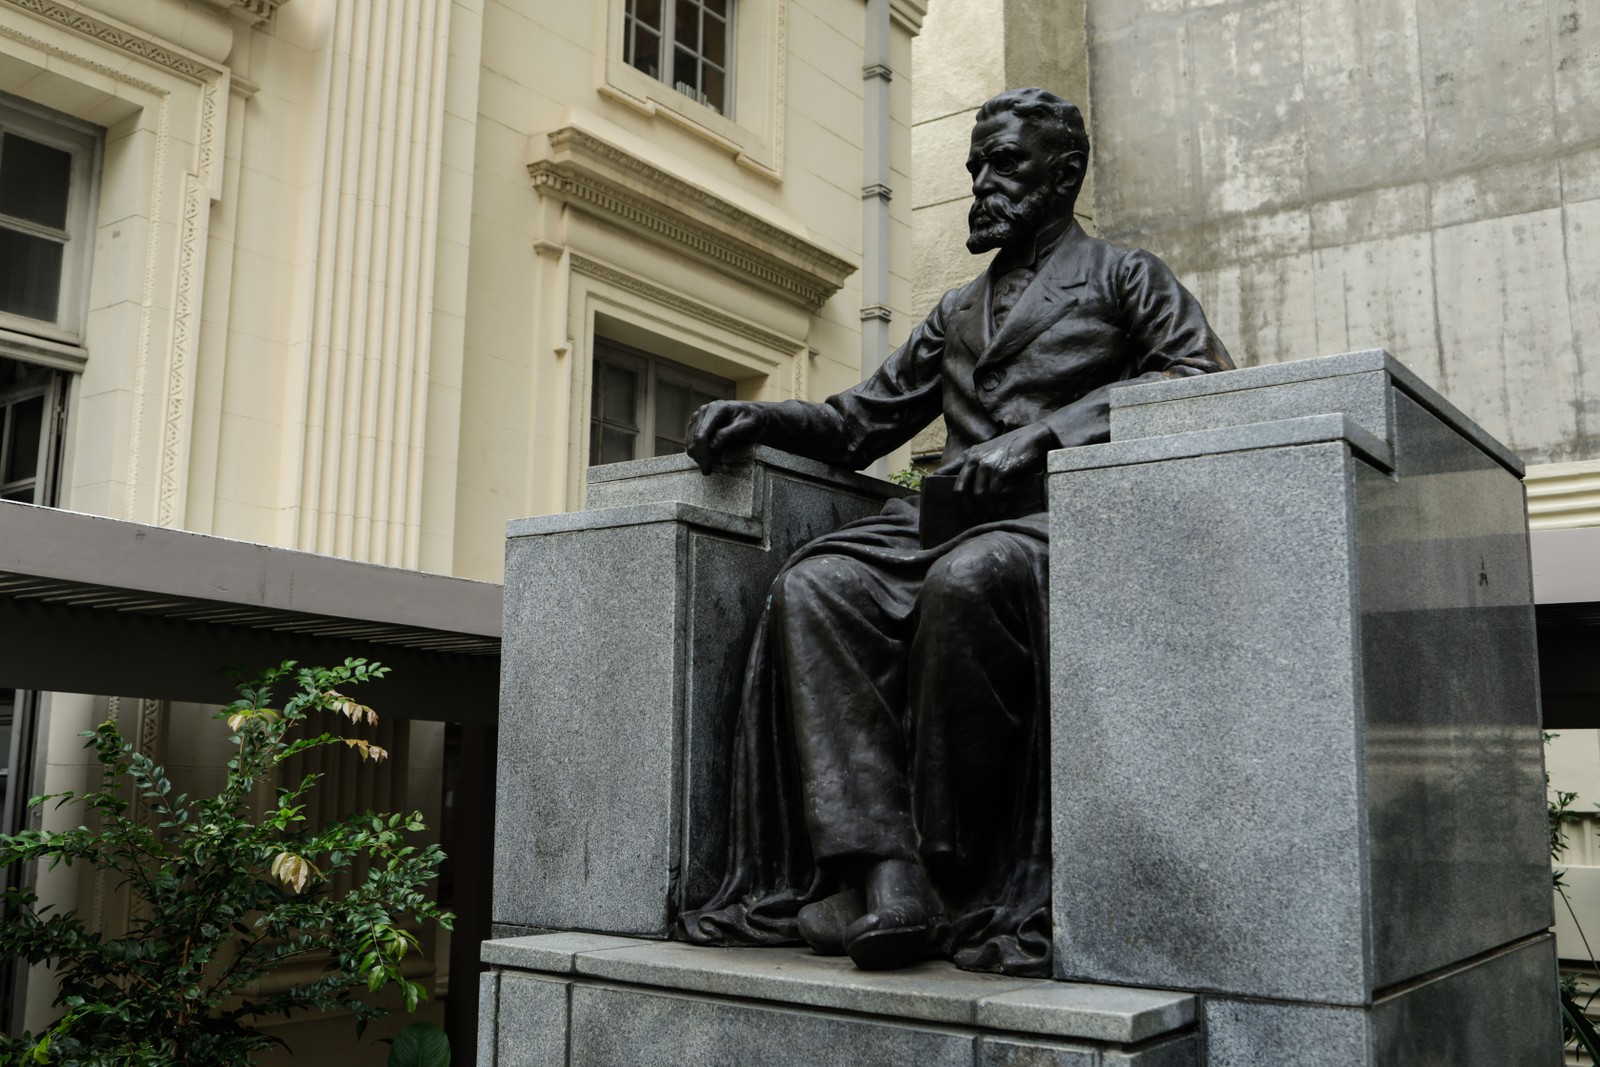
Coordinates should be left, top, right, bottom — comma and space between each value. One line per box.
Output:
703, 14, 726, 65
633, 0, 662, 31
629, 23, 661, 76
0, 228, 63, 321
704, 0, 726, 17
0, 135, 71, 230
653, 436, 679, 457
655, 380, 691, 445
601, 363, 638, 426
675, 0, 700, 49
4, 394, 41, 483
600, 427, 636, 464
674, 47, 700, 96
703, 66, 726, 113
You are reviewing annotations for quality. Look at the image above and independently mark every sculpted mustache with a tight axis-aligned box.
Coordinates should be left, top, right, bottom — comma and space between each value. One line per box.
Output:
969, 195, 1024, 226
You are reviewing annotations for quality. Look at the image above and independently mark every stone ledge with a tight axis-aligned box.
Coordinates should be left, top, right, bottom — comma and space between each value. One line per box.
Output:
1048, 413, 1395, 475
1107, 349, 1523, 476
481, 935, 1195, 1045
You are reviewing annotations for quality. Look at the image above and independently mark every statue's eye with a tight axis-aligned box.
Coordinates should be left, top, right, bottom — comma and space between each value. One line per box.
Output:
990, 154, 1018, 175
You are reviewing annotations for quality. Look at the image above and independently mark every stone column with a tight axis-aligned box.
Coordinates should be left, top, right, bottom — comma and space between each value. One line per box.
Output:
1047, 350, 1559, 1064
493, 447, 906, 937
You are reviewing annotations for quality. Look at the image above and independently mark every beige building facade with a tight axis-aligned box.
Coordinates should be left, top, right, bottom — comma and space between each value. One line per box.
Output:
0, 0, 926, 1057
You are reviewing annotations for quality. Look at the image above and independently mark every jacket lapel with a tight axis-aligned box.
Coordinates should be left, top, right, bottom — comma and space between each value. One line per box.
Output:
950, 269, 992, 360
976, 223, 1091, 370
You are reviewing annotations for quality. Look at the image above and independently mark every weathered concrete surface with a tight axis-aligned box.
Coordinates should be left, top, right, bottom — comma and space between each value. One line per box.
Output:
1083, 0, 1600, 467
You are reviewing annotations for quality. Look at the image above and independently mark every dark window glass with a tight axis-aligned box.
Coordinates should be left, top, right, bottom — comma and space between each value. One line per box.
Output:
654, 380, 690, 448
0, 135, 71, 230
0, 229, 62, 321
675, 0, 700, 48
703, 66, 726, 112
600, 363, 638, 426
629, 24, 661, 76
675, 48, 699, 96
600, 426, 636, 464
705, 0, 726, 16
703, 15, 726, 66
4, 393, 40, 483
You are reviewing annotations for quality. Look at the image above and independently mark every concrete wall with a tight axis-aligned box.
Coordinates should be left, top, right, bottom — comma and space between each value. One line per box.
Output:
1086, 0, 1599, 473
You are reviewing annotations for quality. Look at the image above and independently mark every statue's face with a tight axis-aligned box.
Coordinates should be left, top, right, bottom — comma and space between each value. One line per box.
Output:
965, 110, 1076, 254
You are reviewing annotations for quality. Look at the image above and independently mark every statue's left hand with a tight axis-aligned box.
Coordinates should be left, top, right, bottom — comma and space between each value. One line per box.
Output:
941, 422, 1054, 497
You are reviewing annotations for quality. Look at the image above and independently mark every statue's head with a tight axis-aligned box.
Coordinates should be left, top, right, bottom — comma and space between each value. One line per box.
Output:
966, 88, 1089, 255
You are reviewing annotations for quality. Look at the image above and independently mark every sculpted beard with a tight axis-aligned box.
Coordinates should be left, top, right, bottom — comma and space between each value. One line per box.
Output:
966, 185, 1055, 253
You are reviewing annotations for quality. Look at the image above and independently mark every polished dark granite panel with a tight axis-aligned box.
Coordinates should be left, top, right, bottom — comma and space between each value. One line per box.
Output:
1356, 392, 1551, 988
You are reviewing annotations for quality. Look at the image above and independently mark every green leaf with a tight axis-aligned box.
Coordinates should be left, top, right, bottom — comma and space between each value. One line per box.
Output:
388, 1021, 450, 1067
1565, 987, 1600, 1063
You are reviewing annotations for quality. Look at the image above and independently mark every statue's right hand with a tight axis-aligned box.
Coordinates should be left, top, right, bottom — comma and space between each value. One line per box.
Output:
686, 400, 767, 475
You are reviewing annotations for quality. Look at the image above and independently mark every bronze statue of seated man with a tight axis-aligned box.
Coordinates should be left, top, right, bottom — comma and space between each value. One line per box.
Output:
678, 88, 1233, 976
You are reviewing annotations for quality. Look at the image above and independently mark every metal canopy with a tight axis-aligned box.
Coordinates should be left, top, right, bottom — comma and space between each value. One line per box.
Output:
0, 501, 502, 722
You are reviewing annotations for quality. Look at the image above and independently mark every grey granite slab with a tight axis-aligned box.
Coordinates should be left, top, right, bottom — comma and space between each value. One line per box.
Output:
567, 983, 978, 1067
974, 982, 1194, 1044
476, 971, 498, 1067
1048, 412, 1394, 474
481, 932, 649, 972
481, 935, 1198, 1045
975, 1036, 1098, 1067
1201, 998, 1371, 1067
1356, 393, 1551, 987
1103, 1033, 1201, 1067
1107, 349, 1522, 475
1201, 935, 1560, 1066
505, 499, 761, 539
493, 973, 570, 1067
1369, 934, 1559, 1065
496, 520, 689, 935
571, 940, 1039, 1029
1111, 368, 1393, 456
1051, 440, 1372, 1003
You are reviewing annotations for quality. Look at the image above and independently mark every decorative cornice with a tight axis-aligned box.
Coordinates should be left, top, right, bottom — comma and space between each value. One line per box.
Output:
529, 126, 856, 313
889, 0, 928, 34
570, 253, 804, 358
197, 0, 280, 25
1, 0, 226, 80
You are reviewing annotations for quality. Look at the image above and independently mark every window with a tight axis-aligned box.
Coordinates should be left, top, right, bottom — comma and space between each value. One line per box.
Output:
623, 0, 733, 116
0, 94, 100, 345
0, 357, 67, 504
589, 340, 734, 466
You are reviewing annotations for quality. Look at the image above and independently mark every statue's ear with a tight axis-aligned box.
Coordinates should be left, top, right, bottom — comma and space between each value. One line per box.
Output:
1055, 151, 1087, 197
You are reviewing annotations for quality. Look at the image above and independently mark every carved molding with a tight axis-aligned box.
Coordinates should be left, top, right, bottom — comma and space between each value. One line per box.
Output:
570, 253, 803, 358
0, 0, 227, 80
197, 0, 280, 25
529, 126, 856, 313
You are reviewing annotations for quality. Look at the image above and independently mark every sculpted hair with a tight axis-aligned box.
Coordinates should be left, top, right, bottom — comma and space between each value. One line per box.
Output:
976, 88, 1090, 165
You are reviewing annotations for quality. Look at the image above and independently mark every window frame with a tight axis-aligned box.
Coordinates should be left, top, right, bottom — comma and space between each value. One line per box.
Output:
0, 93, 103, 350
599, 0, 784, 179
588, 337, 735, 468
0, 356, 69, 506
623, 0, 737, 118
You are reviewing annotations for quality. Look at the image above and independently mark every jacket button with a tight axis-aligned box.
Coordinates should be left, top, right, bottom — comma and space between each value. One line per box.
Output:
977, 371, 999, 392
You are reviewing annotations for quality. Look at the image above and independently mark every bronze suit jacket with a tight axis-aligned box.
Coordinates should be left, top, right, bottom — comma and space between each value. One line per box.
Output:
764, 221, 1234, 469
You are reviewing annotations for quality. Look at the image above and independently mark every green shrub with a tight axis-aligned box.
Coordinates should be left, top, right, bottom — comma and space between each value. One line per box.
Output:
0, 659, 452, 1066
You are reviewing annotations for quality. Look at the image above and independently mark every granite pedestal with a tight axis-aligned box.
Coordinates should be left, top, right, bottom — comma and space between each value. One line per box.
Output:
1049, 350, 1559, 1063
495, 447, 909, 937
488, 351, 1559, 1064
